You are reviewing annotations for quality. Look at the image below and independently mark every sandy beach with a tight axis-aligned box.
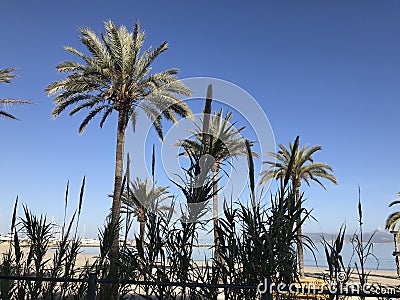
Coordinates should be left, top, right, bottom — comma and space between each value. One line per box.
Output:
305, 265, 400, 287
0, 244, 98, 268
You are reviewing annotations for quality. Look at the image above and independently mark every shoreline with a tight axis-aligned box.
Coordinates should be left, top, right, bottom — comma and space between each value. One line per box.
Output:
304, 266, 399, 287
1, 244, 399, 286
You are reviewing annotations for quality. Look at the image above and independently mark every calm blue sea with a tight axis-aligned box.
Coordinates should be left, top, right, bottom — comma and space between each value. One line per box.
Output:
303, 243, 396, 271
80, 243, 397, 271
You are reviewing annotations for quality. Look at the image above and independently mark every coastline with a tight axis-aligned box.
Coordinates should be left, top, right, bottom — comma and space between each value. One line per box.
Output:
304, 266, 399, 287
1, 244, 399, 287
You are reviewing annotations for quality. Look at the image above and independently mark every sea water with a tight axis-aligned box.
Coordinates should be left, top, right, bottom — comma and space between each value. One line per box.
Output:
303, 242, 396, 271
80, 243, 397, 271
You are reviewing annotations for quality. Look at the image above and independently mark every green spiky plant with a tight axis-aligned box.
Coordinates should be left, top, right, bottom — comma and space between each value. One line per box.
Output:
122, 153, 133, 250
0, 197, 19, 299
351, 189, 378, 298
171, 149, 217, 298
0, 179, 86, 299
324, 190, 379, 300
45, 20, 192, 270
132, 209, 173, 298
260, 136, 337, 277
322, 224, 351, 299
213, 137, 314, 300
21, 205, 53, 298
0, 68, 34, 120
43, 178, 86, 299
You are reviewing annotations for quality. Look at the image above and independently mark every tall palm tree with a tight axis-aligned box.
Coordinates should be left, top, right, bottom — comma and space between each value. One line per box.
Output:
260, 137, 337, 277
0, 68, 33, 120
45, 20, 192, 264
121, 178, 172, 245
176, 108, 257, 253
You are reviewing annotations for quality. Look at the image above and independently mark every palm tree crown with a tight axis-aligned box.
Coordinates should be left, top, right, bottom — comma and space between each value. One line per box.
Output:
177, 109, 254, 164
121, 178, 172, 244
260, 142, 337, 188
0, 68, 33, 120
122, 178, 172, 216
46, 20, 191, 136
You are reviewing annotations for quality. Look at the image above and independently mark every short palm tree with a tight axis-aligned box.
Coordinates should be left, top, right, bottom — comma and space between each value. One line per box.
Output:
121, 178, 172, 245
385, 192, 400, 231
259, 137, 337, 277
176, 108, 257, 252
0, 68, 33, 120
45, 20, 192, 264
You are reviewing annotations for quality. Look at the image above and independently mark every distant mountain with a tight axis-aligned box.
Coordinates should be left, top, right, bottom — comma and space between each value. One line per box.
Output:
198, 231, 395, 246
367, 230, 394, 243
304, 230, 394, 244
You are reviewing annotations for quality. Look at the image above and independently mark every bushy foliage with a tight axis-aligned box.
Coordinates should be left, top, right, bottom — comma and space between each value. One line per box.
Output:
0, 176, 312, 299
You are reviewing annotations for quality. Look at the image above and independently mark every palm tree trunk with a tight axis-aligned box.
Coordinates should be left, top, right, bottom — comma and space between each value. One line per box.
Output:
294, 178, 305, 277
138, 207, 146, 246
140, 220, 145, 246
110, 112, 126, 273
393, 232, 400, 277
213, 161, 220, 262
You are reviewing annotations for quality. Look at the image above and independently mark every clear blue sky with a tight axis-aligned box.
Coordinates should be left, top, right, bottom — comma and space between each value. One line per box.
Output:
1, 0, 399, 238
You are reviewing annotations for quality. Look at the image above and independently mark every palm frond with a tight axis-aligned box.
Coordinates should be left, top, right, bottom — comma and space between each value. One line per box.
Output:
0, 68, 18, 83
0, 69, 34, 121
